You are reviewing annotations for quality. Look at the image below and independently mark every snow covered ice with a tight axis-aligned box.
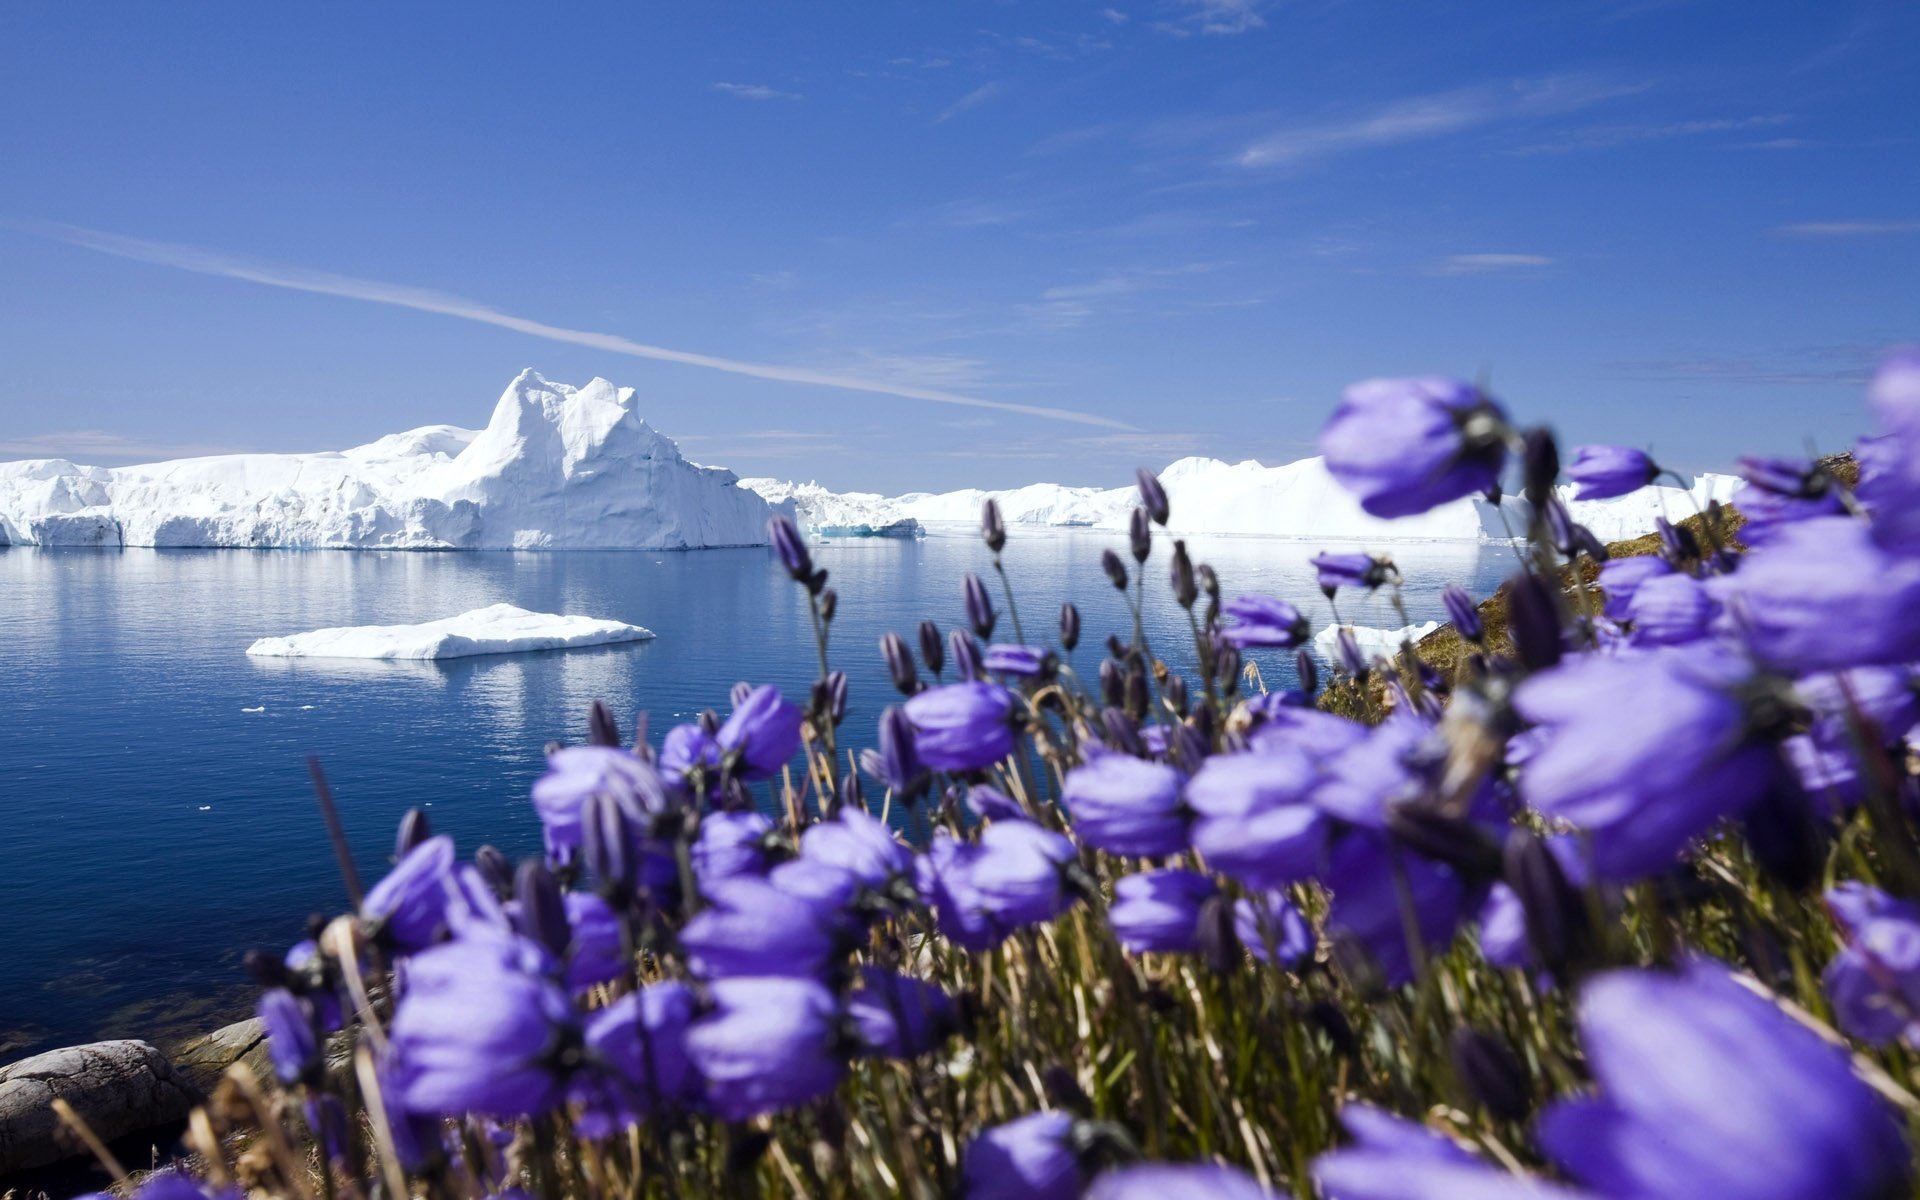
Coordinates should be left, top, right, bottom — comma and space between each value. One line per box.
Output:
245, 603, 655, 661
1313, 620, 1444, 664
0, 371, 782, 549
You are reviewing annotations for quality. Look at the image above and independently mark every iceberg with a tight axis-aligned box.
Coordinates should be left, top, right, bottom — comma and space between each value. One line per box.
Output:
245, 603, 655, 661
1313, 620, 1443, 663
0, 371, 783, 550
737, 479, 924, 539
745, 455, 1739, 545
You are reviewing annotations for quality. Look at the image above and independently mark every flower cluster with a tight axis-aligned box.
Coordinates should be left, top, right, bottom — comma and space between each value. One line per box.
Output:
153, 355, 1920, 1200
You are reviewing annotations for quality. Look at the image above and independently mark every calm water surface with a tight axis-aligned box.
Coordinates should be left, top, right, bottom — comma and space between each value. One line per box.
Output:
0, 532, 1518, 1057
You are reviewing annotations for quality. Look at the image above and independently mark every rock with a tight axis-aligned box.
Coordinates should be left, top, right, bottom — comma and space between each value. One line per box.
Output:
0, 1040, 196, 1172
168, 1018, 269, 1096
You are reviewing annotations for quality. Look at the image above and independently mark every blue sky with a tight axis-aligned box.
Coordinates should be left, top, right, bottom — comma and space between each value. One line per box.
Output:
1, 0, 1915, 492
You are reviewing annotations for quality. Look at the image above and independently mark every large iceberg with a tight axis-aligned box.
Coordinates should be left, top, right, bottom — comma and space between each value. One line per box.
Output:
245, 603, 654, 660
737, 479, 924, 539
743, 455, 1740, 545
0, 371, 781, 549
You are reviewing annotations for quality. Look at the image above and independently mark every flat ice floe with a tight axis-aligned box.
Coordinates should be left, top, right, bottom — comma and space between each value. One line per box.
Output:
1313, 620, 1443, 663
246, 603, 655, 661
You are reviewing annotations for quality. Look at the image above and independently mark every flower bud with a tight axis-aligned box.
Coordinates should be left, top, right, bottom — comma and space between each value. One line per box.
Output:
768, 516, 812, 579
1102, 548, 1129, 591
950, 629, 984, 682
1385, 803, 1504, 881
1125, 665, 1149, 719
729, 681, 752, 709
1442, 585, 1483, 642
963, 572, 997, 639
1098, 660, 1124, 709
1294, 648, 1319, 696
1129, 507, 1152, 564
818, 588, 837, 623
1164, 673, 1189, 716
1507, 571, 1563, 671
1740, 772, 1823, 892
1136, 468, 1170, 526
1214, 642, 1242, 691
582, 791, 635, 895
1196, 894, 1241, 975
698, 708, 722, 736
513, 860, 571, 959
1450, 1027, 1531, 1122
919, 619, 945, 678
1522, 426, 1560, 508
1197, 563, 1219, 600
806, 567, 829, 597
826, 671, 849, 726
1336, 628, 1367, 677
881, 632, 919, 695
394, 807, 432, 861
1502, 832, 1595, 982
982, 498, 1007, 554
474, 844, 513, 894
836, 770, 864, 815
587, 699, 622, 749
1170, 540, 1197, 609
1058, 603, 1081, 651
1655, 516, 1699, 565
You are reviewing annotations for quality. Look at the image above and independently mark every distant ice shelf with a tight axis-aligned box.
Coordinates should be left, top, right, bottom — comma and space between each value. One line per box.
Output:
1313, 620, 1444, 663
245, 603, 655, 661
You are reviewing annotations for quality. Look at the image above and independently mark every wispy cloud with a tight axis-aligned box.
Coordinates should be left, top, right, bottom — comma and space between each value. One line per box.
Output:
1101, 8, 1130, 23
1504, 114, 1794, 155
1773, 220, 1920, 238
1157, 0, 1268, 36
18, 221, 1133, 431
0, 430, 251, 463
1018, 263, 1221, 329
710, 82, 803, 102
1432, 253, 1556, 275
1237, 75, 1644, 168
936, 81, 1004, 123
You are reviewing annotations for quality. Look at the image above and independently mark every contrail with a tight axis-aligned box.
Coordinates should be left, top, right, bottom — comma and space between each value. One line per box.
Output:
15, 220, 1136, 431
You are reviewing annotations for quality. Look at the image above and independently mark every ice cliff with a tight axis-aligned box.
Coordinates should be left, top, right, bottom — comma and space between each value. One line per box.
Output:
0, 371, 780, 550
742, 455, 1740, 544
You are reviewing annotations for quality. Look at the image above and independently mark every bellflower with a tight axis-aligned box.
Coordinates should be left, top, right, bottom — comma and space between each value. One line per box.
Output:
362, 834, 456, 954
1109, 869, 1216, 954
691, 810, 774, 883
685, 976, 847, 1121
916, 832, 1002, 952
531, 747, 668, 859
847, 966, 959, 1058
1734, 480, 1847, 546
799, 805, 911, 890
389, 935, 576, 1119
1706, 516, 1920, 673
659, 723, 722, 789
717, 684, 804, 780
1441, 585, 1482, 641
680, 877, 845, 979
1514, 646, 1787, 881
1313, 1103, 1571, 1200
1311, 552, 1394, 594
1855, 432, 1920, 555
1185, 745, 1327, 888
963, 1111, 1084, 1200
1221, 595, 1311, 649
561, 891, 625, 993
1823, 882, 1920, 1047
1312, 711, 1443, 830
1233, 890, 1312, 968
1061, 754, 1189, 857
1538, 958, 1909, 1200
968, 783, 1028, 822
968, 819, 1081, 929
985, 643, 1052, 678
1319, 376, 1509, 519
1596, 555, 1673, 621
903, 681, 1021, 771
1567, 445, 1658, 500
257, 988, 319, 1086
577, 981, 701, 1122
1624, 572, 1718, 647
1323, 830, 1466, 986
1086, 1164, 1278, 1199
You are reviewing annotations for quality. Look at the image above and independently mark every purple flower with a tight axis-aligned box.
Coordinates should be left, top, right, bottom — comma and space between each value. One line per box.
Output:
969, 820, 1080, 929
1234, 891, 1312, 967
531, 747, 668, 859
578, 981, 701, 1121
717, 684, 804, 780
681, 877, 845, 979
257, 988, 318, 1086
1323, 831, 1465, 986
968, 783, 1028, 822
659, 723, 722, 787
685, 976, 846, 1120
1185, 745, 1327, 887
691, 811, 774, 883
800, 805, 911, 889
862, 705, 929, 798
1109, 869, 1216, 954
1313, 1103, 1564, 1200
1539, 958, 1910, 1200
1514, 647, 1787, 881
1567, 445, 1658, 500
1086, 1164, 1277, 1199
1137, 467, 1171, 526
1624, 572, 1718, 647
1823, 882, 1920, 1046
1596, 555, 1672, 622
389, 935, 575, 1118
903, 681, 1022, 771
1311, 553, 1393, 594
362, 835, 456, 953
1319, 377, 1509, 519
561, 892, 625, 993
1311, 712, 1441, 830
916, 833, 1002, 952
769, 515, 812, 577
1854, 432, 1920, 555
1221, 596, 1311, 649
127, 1175, 233, 1200
1062, 755, 1189, 857
963, 1111, 1083, 1200
1441, 586, 1482, 641
847, 967, 958, 1058
1869, 346, 1920, 437
1707, 517, 1920, 673
1734, 480, 1846, 546
985, 643, 1052, 678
